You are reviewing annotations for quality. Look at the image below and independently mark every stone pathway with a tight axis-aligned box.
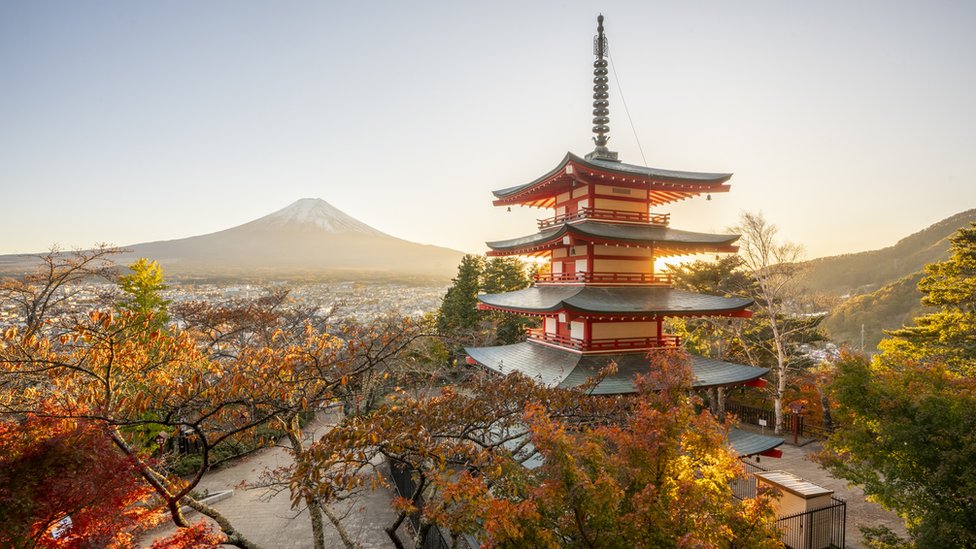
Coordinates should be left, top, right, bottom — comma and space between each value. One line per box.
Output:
747, 431, 909, 548
139, 412, 398, 548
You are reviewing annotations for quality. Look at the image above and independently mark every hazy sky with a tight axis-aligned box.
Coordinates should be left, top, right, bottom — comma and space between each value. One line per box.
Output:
2, 1, 974, 260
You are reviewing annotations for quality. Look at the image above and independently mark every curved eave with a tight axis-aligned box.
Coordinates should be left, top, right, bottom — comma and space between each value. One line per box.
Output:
477, 287, 753, 317
727, 428, 785, 458
492, 152, 733, 207
486, 222, 741, 255
464, 342, 769, 395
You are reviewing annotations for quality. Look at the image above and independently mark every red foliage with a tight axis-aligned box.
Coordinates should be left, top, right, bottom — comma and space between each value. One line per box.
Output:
149, 520, 223, 549
0, 412, 163, 548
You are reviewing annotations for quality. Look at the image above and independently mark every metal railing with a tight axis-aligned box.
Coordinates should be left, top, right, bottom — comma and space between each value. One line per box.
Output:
527, 330, 680, 351
733, 461, 847, 549
725, 401, 832, 440
534, 271, 672, 285
537, 207, 670, 229
387, 462, 480, 549
776, 499, 847, 549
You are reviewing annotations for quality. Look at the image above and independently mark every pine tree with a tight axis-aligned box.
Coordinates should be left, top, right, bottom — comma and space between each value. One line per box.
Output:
436, 255, 485, 338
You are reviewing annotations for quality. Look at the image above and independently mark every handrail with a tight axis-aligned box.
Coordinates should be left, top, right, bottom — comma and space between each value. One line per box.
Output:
534, 272, 672, 285
538, 207, 669, 229
527, 330, 680, 351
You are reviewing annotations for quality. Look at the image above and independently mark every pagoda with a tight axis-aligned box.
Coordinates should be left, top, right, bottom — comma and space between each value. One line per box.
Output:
465, 15, 782, 459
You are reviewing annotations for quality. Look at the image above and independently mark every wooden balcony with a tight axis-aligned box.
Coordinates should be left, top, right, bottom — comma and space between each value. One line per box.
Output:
534, 272, 672, 285
538, 207, 670, 229
527, 330, 681, 352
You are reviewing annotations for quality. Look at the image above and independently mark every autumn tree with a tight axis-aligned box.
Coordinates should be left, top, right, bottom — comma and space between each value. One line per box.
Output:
0, 244, 121, 337
297, 351, 779, 548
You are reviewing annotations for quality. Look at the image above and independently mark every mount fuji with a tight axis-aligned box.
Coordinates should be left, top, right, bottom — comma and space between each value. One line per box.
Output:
0, 199, 465, 279
122, 198, 465, 278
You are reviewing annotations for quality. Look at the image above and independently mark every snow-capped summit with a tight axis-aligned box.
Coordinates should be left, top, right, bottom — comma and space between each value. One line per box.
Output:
246, 198, 389, 237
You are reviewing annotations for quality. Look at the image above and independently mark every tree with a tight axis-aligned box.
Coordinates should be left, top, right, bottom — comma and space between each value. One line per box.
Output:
436, 254, 485, 342
478, 351, 779, 548
819, 352, 976, 547
883, 222, 976, 375
296, 351, 779, 548
0, 245, 121, 337
0, 410, 222, 549
116, 258, 170, 328
820, 225, 976, 546
733, 212, 810, 433
436, 255, 533, 351
0, 309, 284, 548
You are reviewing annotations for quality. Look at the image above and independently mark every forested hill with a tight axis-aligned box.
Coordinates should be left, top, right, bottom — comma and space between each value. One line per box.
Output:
798, 209, 976, 295
820, 272, 932, 351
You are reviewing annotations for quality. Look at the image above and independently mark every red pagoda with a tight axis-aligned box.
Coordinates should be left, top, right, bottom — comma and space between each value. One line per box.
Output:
465, 15, 782, 458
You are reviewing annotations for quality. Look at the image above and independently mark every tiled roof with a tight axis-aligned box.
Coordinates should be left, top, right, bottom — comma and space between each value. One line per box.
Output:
487, 221, 740, 251
464, 342, 769, 394
478, 286, 753, 315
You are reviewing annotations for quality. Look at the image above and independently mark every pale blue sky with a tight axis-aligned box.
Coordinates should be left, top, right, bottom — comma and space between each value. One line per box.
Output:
2, 1, 974, 259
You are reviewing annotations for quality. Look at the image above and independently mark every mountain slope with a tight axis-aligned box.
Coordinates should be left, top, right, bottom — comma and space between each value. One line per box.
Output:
0, 199, 465, 280
798, 209, 976, 295
821, 272, 932, 351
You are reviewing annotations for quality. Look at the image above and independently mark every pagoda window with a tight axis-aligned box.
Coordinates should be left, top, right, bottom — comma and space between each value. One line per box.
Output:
555, 205, 567, 218
591, 321, 657, 340
552, 262, 563, 275
570, 320, 585, 341
544, 317, 557, 334
593, 197, 648, 213
592, 258, 652, 274
575, 258, 589, 273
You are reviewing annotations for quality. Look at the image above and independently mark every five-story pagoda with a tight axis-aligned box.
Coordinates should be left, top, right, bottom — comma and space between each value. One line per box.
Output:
465, 15, 782, 458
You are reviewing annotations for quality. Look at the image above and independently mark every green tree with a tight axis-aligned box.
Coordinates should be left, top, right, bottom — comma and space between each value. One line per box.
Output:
116, 258, 170, 328
820, 226, 976, 546
436, 254, 485, 340
882, 223, 976, 375
436, 255, 534, 349
482, 257, 533, 344
819, 352, 976, 547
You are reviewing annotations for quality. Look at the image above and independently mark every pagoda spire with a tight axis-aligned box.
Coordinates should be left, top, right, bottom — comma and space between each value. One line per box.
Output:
587, 14, 618, 162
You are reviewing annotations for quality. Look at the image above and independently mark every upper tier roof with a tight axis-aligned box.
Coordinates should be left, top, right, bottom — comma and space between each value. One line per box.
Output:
486, 221, 740, 256
465, 342, 768, 394
478, 286, 753, 316
492, 152, 732, 208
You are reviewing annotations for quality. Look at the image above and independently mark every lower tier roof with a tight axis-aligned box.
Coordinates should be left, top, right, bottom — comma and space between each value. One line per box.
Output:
478, 286, 753, 316
486, 221, 740, 254
465, 341, 769, 395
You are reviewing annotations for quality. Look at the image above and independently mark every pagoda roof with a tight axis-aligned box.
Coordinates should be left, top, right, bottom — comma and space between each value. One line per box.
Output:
492, 152, 732, 208
478, 286, 753, 317
486, 221, 740, 256
728, 429, 785, 459
464, 342, 769, 394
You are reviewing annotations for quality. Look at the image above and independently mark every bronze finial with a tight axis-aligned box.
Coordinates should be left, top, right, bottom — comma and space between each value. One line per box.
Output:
588, 14, 617, 161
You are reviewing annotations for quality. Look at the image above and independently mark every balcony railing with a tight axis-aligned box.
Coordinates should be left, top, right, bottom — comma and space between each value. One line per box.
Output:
528, 330, 680, 351
534, 272, 672, 285
538, 207, 670, 229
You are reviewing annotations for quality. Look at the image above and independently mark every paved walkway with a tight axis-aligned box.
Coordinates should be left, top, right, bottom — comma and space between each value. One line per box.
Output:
749, 429, 909, 548
139, 412, 398, 548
